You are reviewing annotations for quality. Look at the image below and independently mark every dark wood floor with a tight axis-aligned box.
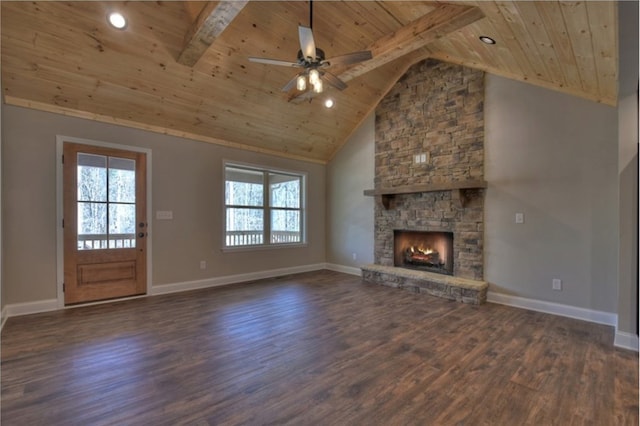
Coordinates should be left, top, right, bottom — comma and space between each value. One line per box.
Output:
1, 270, 638, 425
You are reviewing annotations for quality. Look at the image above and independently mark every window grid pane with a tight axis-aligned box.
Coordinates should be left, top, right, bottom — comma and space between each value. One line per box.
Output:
225, 167, 264, 207
271, 209, 301, 243
269, 173, 300, 208
225, 207, 264, 246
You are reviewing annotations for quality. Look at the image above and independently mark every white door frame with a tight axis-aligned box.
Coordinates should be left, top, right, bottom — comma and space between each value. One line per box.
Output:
56, 135, 153, 309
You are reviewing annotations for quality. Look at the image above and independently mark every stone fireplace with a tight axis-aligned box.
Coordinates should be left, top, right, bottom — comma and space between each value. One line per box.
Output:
361, 59, 488, 304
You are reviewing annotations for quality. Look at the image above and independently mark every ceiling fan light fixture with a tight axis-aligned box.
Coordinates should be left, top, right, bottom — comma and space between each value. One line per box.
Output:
107, 12, 127, 30
309, 69, 320, 85
312, 79, 323, 94
296, 75, 307, 91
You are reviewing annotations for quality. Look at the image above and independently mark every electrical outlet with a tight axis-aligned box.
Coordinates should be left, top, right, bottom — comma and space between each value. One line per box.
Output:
515, 212, 524, 224
200, 260, 206, 270
552, 278, 562, 291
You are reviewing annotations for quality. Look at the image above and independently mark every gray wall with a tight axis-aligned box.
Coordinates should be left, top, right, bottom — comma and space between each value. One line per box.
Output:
617, 0, 639, 334
2, 105, 326, 305
326, 113, 375, 268
484, 75, 618, 313
0, 86, 3, 314
328, 73, 621, 314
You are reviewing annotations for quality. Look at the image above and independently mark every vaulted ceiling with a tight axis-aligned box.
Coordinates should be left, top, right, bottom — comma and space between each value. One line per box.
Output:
1, 1, 618, 164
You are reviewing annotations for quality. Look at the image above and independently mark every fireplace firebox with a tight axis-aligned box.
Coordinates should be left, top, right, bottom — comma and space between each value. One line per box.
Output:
394, 230, 454, 275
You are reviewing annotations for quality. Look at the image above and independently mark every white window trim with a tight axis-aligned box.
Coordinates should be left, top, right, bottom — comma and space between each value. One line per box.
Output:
222, 160, 307, 252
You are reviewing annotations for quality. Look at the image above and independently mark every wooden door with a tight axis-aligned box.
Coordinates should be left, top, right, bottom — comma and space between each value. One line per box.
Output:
63, 142, 147, 305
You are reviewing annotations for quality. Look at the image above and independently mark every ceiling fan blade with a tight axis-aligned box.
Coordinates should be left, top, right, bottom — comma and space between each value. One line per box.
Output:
281, 73, 301, 92
325, 50, 373, 67
322, 71, 348, 91
288, 89, 315, 104
298, 25, 317, 60
248, 57, 300, 68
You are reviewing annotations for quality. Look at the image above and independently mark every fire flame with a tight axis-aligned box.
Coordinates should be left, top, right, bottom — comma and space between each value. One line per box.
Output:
410, 246, 434, 255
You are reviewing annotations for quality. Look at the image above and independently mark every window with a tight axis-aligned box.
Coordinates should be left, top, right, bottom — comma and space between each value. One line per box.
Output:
224, 163, 305, 248
77, 153, 137, 250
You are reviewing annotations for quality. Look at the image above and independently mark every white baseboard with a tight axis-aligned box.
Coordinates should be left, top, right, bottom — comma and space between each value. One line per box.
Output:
487, 291, 617, 326
324, 263, 362, 276
1, 299, 59, 332
151, 263, 327, 296
614, 331, 640, 352
1, 306, 8, 331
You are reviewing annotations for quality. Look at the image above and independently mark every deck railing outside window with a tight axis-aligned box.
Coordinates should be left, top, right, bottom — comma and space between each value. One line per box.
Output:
78, 233, 136, 250
225, 230, 300, 247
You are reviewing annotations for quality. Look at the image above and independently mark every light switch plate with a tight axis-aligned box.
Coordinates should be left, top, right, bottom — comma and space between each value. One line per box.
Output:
156, 210, 173, 220
515, 212, 524, 224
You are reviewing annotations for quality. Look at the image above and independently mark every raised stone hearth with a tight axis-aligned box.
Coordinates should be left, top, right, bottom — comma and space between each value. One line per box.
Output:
361, 264, 488, 305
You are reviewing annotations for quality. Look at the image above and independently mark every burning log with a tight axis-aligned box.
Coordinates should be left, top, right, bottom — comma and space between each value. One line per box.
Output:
405, 246, 443, 267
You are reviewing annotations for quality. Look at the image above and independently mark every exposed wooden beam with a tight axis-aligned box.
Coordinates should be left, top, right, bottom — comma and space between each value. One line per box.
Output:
177, 1, 249, 67
339, 3, 485, 83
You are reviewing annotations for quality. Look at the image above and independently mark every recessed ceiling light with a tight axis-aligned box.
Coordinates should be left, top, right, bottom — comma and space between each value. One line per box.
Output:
479, 36, 496, 45
108, 12, 127, 30
324, 98, 335, 109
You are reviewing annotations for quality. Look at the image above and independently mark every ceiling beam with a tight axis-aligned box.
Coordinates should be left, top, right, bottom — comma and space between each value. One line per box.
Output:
177, 1, 249, 67
338, 3, 485, 83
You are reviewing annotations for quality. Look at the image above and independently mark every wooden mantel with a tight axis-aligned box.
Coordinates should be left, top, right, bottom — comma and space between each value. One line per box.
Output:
364, 180, 487, 209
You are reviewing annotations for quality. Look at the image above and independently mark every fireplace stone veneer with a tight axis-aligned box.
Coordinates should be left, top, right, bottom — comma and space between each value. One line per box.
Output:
362, 59, 486, 304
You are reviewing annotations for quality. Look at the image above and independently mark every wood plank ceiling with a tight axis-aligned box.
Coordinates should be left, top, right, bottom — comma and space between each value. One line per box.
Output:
1, 1, 618, 164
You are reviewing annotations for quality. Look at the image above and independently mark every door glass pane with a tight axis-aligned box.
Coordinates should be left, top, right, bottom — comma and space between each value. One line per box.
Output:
271, 209, 300, 243
77, 154, 107, 201
78, 202, 107, 250
269, 173, 300, 208
108, 157, 136, 203
109, 204, 136, 248
225, 207, 263, 246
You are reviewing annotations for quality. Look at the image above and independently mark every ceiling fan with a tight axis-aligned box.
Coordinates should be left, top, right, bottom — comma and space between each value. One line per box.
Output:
248, 0, 372, 98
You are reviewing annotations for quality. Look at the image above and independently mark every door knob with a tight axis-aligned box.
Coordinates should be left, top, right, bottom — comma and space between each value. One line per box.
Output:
138, 232, 145, 238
